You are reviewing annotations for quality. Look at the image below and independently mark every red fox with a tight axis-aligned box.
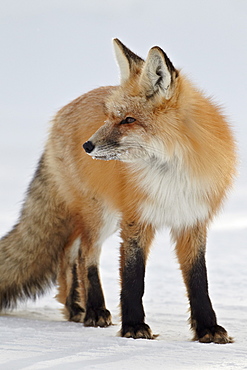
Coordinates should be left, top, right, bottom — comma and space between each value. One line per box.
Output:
0, 39, 236, 343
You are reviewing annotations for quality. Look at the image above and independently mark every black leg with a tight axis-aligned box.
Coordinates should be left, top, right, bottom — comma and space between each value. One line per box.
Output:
188, 251, 217, 338
174, 225, 233, 343
84, 265, 112, 327
188, 251, 233, 343
119, 223, 155, 339
66, 263, 85, 322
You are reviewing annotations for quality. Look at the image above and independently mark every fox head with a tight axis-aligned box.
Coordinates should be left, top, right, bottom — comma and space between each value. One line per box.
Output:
83, 38, 180, 163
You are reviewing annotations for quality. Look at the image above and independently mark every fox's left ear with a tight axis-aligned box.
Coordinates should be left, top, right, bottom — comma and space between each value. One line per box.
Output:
140, 47, 178, 99
113, 38, 144, 83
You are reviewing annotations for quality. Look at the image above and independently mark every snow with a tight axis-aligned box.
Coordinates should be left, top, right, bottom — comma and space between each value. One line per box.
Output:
0, 0, 247, 369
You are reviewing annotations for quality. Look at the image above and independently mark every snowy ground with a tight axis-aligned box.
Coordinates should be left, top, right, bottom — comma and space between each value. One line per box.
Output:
0, 1, 247, 369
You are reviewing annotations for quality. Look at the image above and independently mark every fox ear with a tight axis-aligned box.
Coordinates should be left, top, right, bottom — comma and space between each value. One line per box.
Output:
113, 38, 144, 83
140, 46, 178, 99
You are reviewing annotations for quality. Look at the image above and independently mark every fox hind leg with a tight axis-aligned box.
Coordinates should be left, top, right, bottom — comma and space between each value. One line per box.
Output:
173, 224, 233, 344
57, 237, 86, 323
58, 237, 112, 326
65, 262, 86, 322
59, 240, 112, 327
83, 264, 111, 327
80, 209, 118, 327
77, 230, 112, 327
58, 206, 116, 327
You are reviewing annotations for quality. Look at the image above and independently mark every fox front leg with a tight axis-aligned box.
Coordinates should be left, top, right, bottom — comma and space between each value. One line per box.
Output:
174, 224, 233, 344
119, 221, 155, 339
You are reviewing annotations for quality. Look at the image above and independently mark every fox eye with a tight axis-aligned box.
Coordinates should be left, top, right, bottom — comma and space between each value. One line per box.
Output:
120, 117, 136, 124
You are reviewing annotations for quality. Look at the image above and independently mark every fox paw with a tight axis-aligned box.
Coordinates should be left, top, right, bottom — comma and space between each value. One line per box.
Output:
194, 325, 234, 344
121, 323, 157, 339
84, 307, 112, 327
67, 303, 85, 323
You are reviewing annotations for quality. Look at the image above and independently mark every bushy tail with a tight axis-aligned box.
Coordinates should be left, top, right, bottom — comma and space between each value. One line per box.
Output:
0, 154, 73, 310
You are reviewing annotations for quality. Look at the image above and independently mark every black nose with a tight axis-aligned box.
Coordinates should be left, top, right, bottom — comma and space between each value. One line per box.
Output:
83, 141, 95, 153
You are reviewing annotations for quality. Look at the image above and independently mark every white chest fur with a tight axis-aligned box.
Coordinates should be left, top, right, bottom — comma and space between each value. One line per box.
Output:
130, 158, 210, 230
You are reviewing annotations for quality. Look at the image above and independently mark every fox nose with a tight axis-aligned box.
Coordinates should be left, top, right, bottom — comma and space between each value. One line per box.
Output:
83, 141, 95, 153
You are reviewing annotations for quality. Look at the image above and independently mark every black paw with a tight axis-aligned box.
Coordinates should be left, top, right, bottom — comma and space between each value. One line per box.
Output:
66, 302, 85, 323
84, 307, 112, 327
121, 323, 157, 339
194, 325, 234, 344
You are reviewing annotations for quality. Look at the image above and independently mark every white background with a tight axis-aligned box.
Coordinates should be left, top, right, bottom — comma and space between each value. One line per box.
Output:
0, 1, 246, 369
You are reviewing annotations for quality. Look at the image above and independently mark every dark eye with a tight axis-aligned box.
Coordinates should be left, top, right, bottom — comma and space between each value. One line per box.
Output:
120, 117, 136, 124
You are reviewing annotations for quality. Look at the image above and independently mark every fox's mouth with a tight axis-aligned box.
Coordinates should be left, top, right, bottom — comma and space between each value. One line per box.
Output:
83, 140, 123, 161
83, 140, 149, 163
90, 147, 124, 161
91, 153, 120, 161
